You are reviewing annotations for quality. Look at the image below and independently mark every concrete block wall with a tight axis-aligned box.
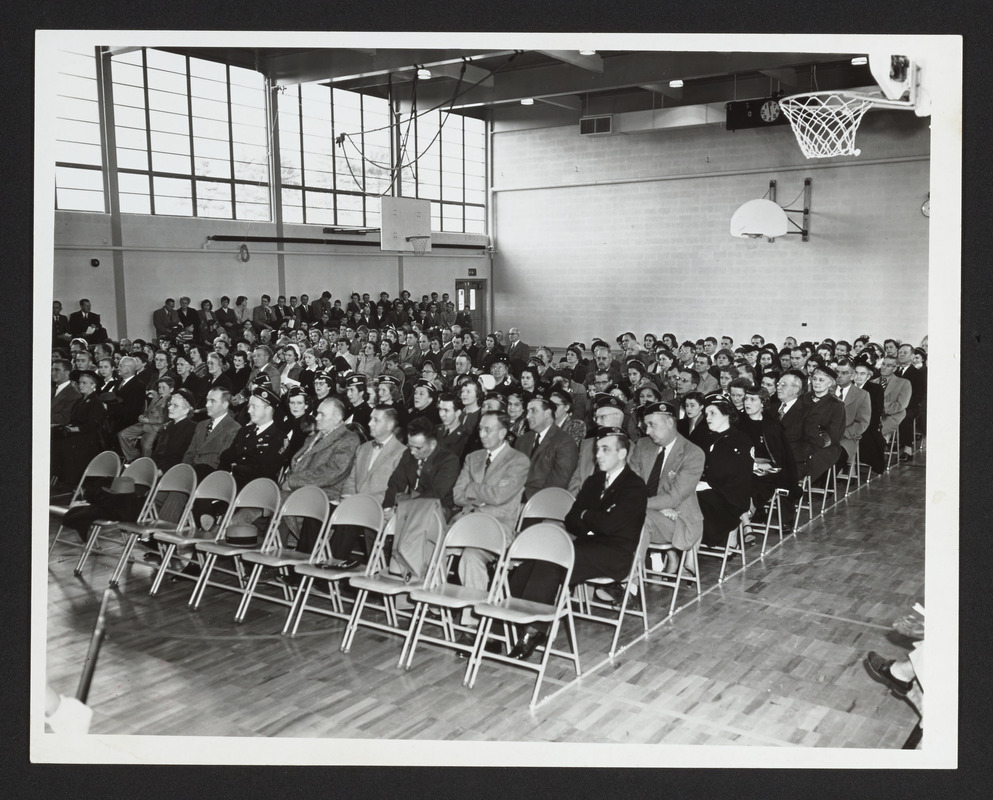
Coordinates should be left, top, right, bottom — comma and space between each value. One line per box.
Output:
490, 110, 931, 349
51, 212, 489, 342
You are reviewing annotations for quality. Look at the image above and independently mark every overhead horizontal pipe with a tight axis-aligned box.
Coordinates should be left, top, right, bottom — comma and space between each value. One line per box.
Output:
206, 234, 485, 251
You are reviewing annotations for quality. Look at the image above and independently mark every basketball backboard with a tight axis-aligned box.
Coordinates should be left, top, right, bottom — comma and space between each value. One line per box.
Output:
380, 196, 432, 254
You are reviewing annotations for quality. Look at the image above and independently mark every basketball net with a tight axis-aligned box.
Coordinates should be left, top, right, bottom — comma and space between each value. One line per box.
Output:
406, 235, 430, 256
778, 92, 878, 158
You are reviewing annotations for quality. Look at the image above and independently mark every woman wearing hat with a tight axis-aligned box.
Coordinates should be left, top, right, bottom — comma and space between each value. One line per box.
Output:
51, 370, 108, 487
697, 393, 754, 548
151, 388, 199, 472
277, 387, 315, 467
736, 385, 798, 522
205, 351, 233, 394
475, 333, 501, 372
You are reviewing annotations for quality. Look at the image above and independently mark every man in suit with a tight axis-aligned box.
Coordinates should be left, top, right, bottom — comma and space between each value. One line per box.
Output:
505, 427, 648, 660
53, 301, 71, 347
218, 386, 286, 489
214, 296, 239, 338
182, 387, 242, 479
312, 291, 334, 324
280, 395, 361, 554
51, 358, 82, 427
329, 405, 407, 565
68, 299, 107, 344
570, 394, 623, 493
630, 400, 705, 571
875, 356, 912, 441
506, 327, 531, 378
514, 396, 579, 502
152, 298, 180, 340
103, 356, 146, 436
853, 361, 887, 474
272, 295, 293, 328
693, 353, 721, 395
452, 410, 531, 598
777, 369, 814, 482
296, 293, 316, 326
834, 357, 871, 468
436, 392, 473, 461
895, 343, 925, 461
251, 295, 277, 332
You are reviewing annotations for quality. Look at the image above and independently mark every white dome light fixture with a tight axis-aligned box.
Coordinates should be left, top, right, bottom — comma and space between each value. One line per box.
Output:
730, 179, 811, 242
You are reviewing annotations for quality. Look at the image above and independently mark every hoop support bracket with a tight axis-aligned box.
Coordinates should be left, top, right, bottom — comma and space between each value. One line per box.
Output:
767, 178, 811, 242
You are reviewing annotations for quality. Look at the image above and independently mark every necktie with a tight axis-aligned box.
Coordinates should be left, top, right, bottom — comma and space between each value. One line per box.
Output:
880, 379, 888, 388
778, 403, 787, 420
530, 433, 541, 457
372, 440, 384, 449
51, 383, 57, 399
415, 459, 424, 491
837, 387, 843, 399
265, 307, 272, 321
646, 444, 666, 496
205, 419, 214, 437
484, 451, 493, 474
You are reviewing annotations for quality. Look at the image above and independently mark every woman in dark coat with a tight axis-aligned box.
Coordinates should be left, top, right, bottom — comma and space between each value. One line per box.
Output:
736, 385, 798, 519
204, 351, 233, 397
173, 351, 207, 408
677, 390, 715, 452
51, 370, 108, 486
697, 393, 753, 547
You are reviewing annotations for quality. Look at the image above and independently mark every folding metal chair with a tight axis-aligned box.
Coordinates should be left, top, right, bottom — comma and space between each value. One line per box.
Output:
466, 523, 581, 709
573, 525, 650, 657
108, 463, 197, 587
762, 488, 796, 552
397, 512, 508, 668
283, 494, 384, 635
643, 539, 702, 618
234, 485, 332, 623
516, 486, 575, 531
73, 457, 159, 575
697, 522, 746, 584
188, 478, 282, 609
339, 504, 446, 654
49, 450, 121, 556
885, 429, 901, 470
146, 471, 238, 595
836, 442, 862, 497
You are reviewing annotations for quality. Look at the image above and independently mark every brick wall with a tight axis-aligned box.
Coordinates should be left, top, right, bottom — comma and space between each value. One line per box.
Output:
491, 110, 931, 349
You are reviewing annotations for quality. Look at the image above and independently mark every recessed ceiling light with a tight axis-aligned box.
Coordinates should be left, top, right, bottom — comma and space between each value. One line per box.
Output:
669, 79, 684, 88
579, 49, 596, 56
851, 56, 868, 66
520, 98, 534, 105
416, 68, 431, 80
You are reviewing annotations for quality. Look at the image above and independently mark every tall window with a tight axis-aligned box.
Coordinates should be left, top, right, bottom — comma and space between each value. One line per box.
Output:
54, 47, 104, 212
54, 48, 487, 233
111, 48, 270, 220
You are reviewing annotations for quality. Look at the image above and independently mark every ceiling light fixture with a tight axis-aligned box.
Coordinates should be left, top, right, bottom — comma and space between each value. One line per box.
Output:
850, 56, 868, 66
579, 49, 596, 56
520, 98, 534, 105
669, 79, 684, 88
416, 68, 431, 80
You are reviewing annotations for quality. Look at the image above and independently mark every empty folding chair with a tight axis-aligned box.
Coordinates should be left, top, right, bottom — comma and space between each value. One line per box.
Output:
188, 478, 282, 609
643, 539, 702, 618
234, 485, 332, 623
398, 512, 508, 668
573, 525, 650, 657
466, 523, 581, 709
284, 494, 384, 635
108, 464, 197, 587
49, 450, 121, 556
339, 504, 446, 654
516, 486, 575, 531
146, 471, 238, 595
73, 457, 159, 575
762, 487, 797, 552
697, 522, 747, 584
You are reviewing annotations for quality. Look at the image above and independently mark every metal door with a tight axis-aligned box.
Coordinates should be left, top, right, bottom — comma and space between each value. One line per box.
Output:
455, 279, 486, 333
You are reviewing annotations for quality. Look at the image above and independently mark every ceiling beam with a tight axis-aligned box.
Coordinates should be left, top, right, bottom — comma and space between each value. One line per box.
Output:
640, 82, 683, 101
535, 50, 604, 73
537, 95, 582, 112
428, 61, 494, 88
411, 51, 854, 109
264, 48, 516, 86
759, 67, 799, 88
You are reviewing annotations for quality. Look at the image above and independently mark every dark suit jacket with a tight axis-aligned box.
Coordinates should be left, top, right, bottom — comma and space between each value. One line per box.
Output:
804, 393, 846, 449
52, 382, 82, 427
153, 306, 180, 338
53, 314, 70, 344
514, 423, 580, 500
214, 306, 238, 335
385, 445, 461, 513
183, 413, 242, 474
68, 310, 106, 343
436, 420, 472, 462
106, 376, 147, 433
565, 466, 648, 582
219, 422, 287, 489
152, 417, 198, 471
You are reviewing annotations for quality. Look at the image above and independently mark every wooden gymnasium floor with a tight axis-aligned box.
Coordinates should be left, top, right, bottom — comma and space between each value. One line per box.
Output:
45, 454, 925, 747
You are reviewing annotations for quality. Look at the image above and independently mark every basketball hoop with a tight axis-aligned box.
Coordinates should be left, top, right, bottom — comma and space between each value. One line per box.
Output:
779, 89, 919, 159
406, 235, 430, 256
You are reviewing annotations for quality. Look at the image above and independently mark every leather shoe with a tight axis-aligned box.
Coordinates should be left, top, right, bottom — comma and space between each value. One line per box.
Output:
594, 584, 625, 604
899, 451, 913, 463
335, 559, 362, 571
455, 630, 477, 658
509, 627, 547, 661
864, 651, 914, 696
